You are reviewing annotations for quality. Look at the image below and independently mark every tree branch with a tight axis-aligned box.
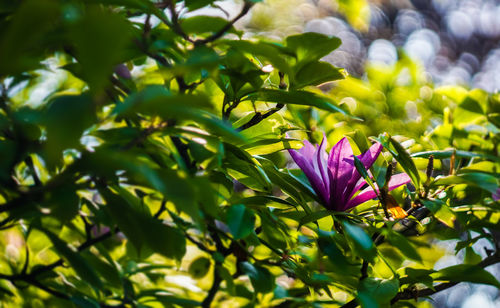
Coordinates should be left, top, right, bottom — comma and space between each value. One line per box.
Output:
194, 2, 252, 46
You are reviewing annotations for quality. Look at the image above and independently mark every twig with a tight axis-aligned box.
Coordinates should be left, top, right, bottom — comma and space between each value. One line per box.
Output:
236, 103, 284, 131
194, 2, 253, 46
201, 269, 222, 308
392, 251, 500, 303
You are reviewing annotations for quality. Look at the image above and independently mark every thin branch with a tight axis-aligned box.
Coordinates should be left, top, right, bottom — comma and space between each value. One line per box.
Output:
201, 268, 222, 308
166, 1, 194, 43
341, 251, 500, 308
236, 103, 284, 131
194, 2, 252, 45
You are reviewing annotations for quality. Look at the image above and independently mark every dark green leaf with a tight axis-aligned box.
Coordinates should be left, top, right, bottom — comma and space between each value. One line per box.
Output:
226, 204, 255, 240
240, 262, 275, 293
411, 150, 500, 162
43, 229, 103, 289
298, 210, 335, 228
385, 231, 421, 262
181, 16, 239, 35
286, 32, 341, 65
432, 264, 500, 288
357, 277, 399, 307
292, 61, 344, 89
421, 200, 456, 228
188, 257, 211, 278
342, 221, 376, 261
243, 89, 350, 116
434, 173, 499, 194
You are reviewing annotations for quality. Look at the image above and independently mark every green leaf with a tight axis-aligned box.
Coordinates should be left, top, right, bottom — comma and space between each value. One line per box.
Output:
181, 16, 239, 36
243, 89, 350, 116
285, 32, 341, 66
298, 210, 335, 228
240, 262, 275, 293
353, 155, 380, 198
71, 296, 100, 308
317, 234, 351, 272
411, 150, 500, 163
292, 61, 344, 89
43, 229, 103, 289
69, 6, 136, 90
223, 144, 272, 192
385, 231, 421, 262
243, 138, 302, 156
432, 264, 500, 288
223, 40, 293, 75
0, 0, 60, 76
43, 94, 96, 166
377, 135, 420, 188
421, 200, 456, 228
434, 173, 499, 194
357, 277, 399, 307
342, 221, 376, 261
226, 204, 255, 240
184, 0, 215, 11
101, 188, 186, 260
114, 85, 244, 143
188, 257, 211, 278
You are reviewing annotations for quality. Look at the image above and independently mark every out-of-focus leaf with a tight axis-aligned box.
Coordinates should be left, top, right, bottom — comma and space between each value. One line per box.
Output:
0, 0, 60, 76
71, 296, 100, 308
385, 231, 421, 262
421, 200, 456, 228
137, 289, 200, 307
69, 7, 136, 90
411, 150, 500, 162
184, 0, 216, 11
342, 221, 376, 261
101, 188, 186, 260
181, 16, 239, 36
188, 257, 211, 278
293, 61, 344, 89
243, 89, 350, 116
317, 234, 351, 272
43, 94, 96, 166
43, 229, 103, 289
243, 138, 302, 155
240, 261, 275, 293
432, 264, 500, 288
114, 85, 244, 143
285, 32, 341, 66
225, 204, 255, 240
223, 40, 293, 75
377, 135, 420, 188
298, 210, 335, 228
357, 277, 399, 307
434, 173, 499, 194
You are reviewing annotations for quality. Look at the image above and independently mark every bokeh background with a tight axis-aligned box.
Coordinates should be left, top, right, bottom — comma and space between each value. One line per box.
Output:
4, 0, 498, 307
234, 1, 500, 307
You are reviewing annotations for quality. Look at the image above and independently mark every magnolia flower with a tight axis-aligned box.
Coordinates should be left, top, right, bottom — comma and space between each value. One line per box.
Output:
289, 137, 411, 211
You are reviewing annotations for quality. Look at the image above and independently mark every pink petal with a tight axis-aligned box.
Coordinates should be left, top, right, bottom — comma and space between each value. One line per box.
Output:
289, 145, 329, 203
344, 173, 411, 210
327, 137, 353, 209
343, 142, 383, 204
316, 136, 330, 196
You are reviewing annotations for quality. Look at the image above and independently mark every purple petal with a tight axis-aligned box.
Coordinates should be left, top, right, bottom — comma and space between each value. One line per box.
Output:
343, 142, 383, 203
344, 173, 411, 210
327, 137, 353, 209
359, 142, 383, 170
289, 145, 329, 203
492, 188, 500, 201
316, 136, 330, 197
115, 64, 132, 79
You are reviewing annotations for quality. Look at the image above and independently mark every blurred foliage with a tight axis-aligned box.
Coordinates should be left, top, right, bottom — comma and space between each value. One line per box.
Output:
0, 1, 498, 308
